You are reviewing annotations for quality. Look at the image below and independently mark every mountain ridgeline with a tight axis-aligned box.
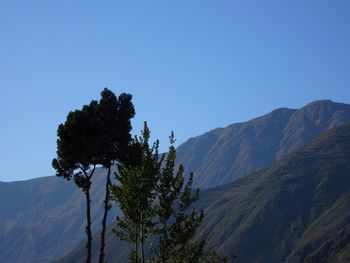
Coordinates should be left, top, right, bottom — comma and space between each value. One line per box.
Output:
0, 169, 119, 263
60, 123, 350, 263
0, 100, 350, 263
196, 124, 350, 262
177, 100, 350, 188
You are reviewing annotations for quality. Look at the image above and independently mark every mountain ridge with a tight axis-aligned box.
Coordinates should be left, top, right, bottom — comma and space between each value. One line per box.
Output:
176, 99, 350, 188
1, 99, 350, 262
196, 123, 350, 262
60, 123, 350, 263
0, 169, 119, 263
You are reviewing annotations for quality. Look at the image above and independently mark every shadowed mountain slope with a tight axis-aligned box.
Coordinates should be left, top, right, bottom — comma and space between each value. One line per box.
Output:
60, 124, 350, 263
195, 124, 350, 263
176, 100, 350, 188
0, 168, 118, 263
304, 224, 350, 263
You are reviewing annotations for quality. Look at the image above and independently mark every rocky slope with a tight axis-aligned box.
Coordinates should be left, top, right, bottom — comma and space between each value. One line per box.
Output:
176, 100, 350, 188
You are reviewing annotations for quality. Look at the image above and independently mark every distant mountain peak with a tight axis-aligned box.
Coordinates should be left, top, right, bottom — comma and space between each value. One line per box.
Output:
176, 99, 350, 188
2, 100, 350, 263
304, 99, 334, 105
299, 99, 350, 112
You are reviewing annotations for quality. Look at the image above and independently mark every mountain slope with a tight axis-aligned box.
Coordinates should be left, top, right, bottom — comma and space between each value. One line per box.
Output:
0, 168, 118, 263
176, 100, 350, 188
61, 124, 350, 263
196, 124, 350, 262
304, 224, 350, 263
2, 100, 350, 263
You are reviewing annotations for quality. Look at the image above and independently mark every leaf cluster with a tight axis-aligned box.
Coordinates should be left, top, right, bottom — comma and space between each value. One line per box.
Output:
52, 88, 135, 186
112, 122, 162, 244
112, 125, 205, 262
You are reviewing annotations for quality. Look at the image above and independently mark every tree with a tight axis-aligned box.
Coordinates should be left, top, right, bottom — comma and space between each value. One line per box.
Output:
155, 135, 235, 263
97, 89, 135, 263
157, 143, 235, 263
52, 100, 100, 263
112, 122, 161, 263
52, 88, 135, 263
156, 132, 185, 262
156, 134, 204, 263
112, 126, 205, 263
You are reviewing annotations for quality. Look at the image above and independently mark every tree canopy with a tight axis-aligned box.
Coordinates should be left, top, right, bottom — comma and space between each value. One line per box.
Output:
112, 123, 205, 263
52, 88, 135, 263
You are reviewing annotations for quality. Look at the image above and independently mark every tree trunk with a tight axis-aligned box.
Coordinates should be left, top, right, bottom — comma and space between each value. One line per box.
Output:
99, 166, 112, 263
162, 221, 168, 263
135, 236, 139, 263
85, 187, 92, 263
140, 215, 145, 263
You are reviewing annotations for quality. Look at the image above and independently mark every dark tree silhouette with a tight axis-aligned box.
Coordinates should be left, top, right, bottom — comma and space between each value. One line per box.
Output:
52, 101, 100, 263
97, 89, 135, 263
52, 88, 135, 263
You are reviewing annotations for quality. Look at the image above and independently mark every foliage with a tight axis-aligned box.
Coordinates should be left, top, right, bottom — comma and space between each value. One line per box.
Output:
158, 171, 204, 263
112, 125, 206, 263
52, 99, 99, 263
112, 122, 161, 263
202, 251, 237, 263
97, 88, 135, 263
156, 132, 184, 262
52, 88, 135, 263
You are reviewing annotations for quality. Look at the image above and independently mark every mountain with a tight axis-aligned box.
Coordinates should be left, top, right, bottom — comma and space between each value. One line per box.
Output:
57, 224, 132, 263
303, 224, 350, 263
176, 100, 350, 188
196, 124, 350, 262
1, 99, 350, 263
0, 168, 118, 263
60, 124, 350, 263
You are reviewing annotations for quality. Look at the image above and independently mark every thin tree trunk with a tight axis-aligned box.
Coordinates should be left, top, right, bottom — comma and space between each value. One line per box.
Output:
135, 236, 139, 263
85, 187, 92, 263
141, 229, 144, 263
99, 166, 112, 263
80, 165, 95, 263
140, 214, 145, 263
162, 221, 168, 263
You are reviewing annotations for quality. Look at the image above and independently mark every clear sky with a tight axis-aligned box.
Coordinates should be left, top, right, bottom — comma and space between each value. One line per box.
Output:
1, 1, 350, 182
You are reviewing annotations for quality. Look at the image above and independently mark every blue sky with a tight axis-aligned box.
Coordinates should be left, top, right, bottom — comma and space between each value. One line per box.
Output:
1, 1, 350, 181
